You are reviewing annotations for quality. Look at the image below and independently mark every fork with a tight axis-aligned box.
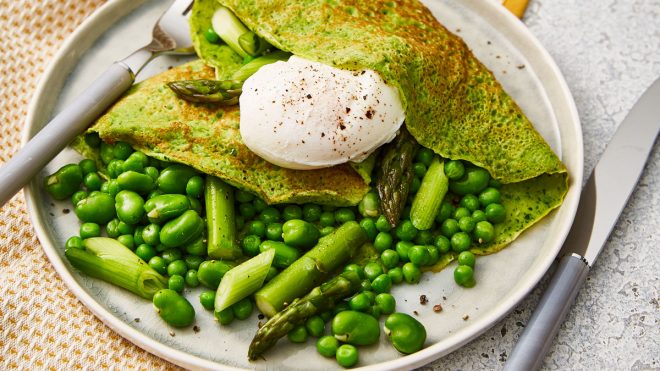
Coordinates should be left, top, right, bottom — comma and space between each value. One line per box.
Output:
0, 0, 194, 206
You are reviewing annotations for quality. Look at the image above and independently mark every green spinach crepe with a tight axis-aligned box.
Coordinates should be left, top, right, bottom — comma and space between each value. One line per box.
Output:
86, 0, 568, 257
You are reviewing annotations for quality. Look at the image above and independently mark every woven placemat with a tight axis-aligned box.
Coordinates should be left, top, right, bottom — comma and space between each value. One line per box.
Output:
0, 1, 179, 369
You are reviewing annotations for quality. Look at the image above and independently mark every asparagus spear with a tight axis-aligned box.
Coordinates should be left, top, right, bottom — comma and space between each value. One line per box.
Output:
410, 156, 448, 230
167, 51, 290, 104
205, 176, 242, 260
65, 237, 167, 299
254, 221, 367, 317
375, 128, 419, 228
248, 271, 362, 360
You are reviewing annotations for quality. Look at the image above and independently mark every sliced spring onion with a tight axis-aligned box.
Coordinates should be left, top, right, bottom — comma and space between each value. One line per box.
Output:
215, 249, 276, 312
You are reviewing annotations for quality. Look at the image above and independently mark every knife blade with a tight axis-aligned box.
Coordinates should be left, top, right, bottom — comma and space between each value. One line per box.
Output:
504, 77, 660, 371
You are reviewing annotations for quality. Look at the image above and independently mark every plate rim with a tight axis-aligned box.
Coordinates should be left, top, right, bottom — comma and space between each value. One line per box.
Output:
23, 0, 584, 370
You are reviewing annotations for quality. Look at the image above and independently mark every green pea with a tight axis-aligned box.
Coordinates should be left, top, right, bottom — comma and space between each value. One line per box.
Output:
157, 164, 198, 194
440, 218, 460, 237
349, 293, 372, 312
343, 264, 365, 280
395, 241, 413, 262
232, 297, 254, 320
454, 265, 476, 287
458, 216, 475, 233
316, 335, 339, 357
281, 204, 302, 221
214, 307, 234, 325
460, 194, 480, 212
44, 163, 83, 200
265, 266, 279, 282
451, 232, 472, 252
359, 218, 377, 241
187, 196, 203, 214
114, 190, 144, 225
83, 172, 102, 191
485, 203, 506, 223
394, 220, 418, 241
112, 141, 133, 160
359, 279, 372, 293
183, 236, 205, 256
435, 201, 455, 224
427, 245, 440, 265
265, 222, 283, 241
410, 177, 421, 194
371, 274, 392, 294
235, 189, 254, 203
402, 262, 422, 284
79, 222, 101, 239
117, 220, 135, 235
238, 202, 256, 219
168, 274, 185, 293
357, 192, 380, 219
184, 269, 200, 288
84, 132, 102, 148
65, 236, 84, 250
414, 230, 434, 245
132, 226, 145, 246
415, 147, 434, 166
99, 142, 115, 165
159, 210, 204, 248
117, 171, 154, 194
387, 267, 403, 284
259, 207, 281, 224
453, 207, 471, 220
412, 162, 427, 178
135, 244, 156, 262
241, 235, 261, 256
282, 219, 319, 249
74, 192, 115, 224
434, 235, 451, 253
259, 240, 300, 269
147, 189, 164, 200
375, 293, 396, 314
287, 324, 308, 343
367, 304, 382, 319
143, 166, 159, 182
336, 344, 359, 368
380, 249, 400, 269
457, 251, 476, 267
184, 255, 204, 270
141, 223, 160, 246
305, 315, 326, 337
117, 234, 135, 249
104, 179, 121, 198
167, 259, 188, 277
302, 204, 322, 222
105, 218, 121, 238
148, 256, 167, 275
474, 220, 495, 243
107, 159, 124, 178
363, 262, 383, 282
319, 226, 335, 236
472, 209, 487, 223
252, 198, 267, 212
444, 160, 465, 180
408, 245, 431, 266
204, 27, 220, 43
198, 260, 235, 289
373, 232, 393, 252
384, 313, 427, 354
319, 211, 335, 227
334, 208, 356, 223
479, 187, 501, 207
375, 215, 391, 232
449, 167, 491, 195
153, 289, 195, 327
332, 310, 380, 346
161, 249, 182, 265
244, 220, 264, 237
199, 290, 216, 310
122, 151, 148, 173
71, 190, 88, 205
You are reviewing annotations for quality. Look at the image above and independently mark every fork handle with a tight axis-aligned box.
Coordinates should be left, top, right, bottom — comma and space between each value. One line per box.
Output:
0, 62, 134, 206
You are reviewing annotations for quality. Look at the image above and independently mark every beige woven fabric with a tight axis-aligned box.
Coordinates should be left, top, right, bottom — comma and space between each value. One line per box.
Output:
0, 1, 178, 369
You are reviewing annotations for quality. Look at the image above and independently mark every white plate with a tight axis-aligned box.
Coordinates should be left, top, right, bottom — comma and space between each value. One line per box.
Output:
24, 0, 583, 369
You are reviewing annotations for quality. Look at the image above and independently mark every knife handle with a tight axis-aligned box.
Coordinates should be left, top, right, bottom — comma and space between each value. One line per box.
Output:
0, 62, 134, 207
504, 254, 590, 371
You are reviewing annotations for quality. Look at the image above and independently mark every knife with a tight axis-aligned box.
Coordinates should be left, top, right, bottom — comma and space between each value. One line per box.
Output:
504, 77, 660, 371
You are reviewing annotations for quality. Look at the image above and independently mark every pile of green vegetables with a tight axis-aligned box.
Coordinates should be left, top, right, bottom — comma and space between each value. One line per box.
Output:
45, 131, 506, 368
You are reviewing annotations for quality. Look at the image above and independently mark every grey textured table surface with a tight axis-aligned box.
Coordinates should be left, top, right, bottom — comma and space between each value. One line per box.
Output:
425, 1, 660, 369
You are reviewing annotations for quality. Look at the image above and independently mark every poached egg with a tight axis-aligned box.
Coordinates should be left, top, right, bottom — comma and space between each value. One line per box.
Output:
239, 56, 405, 170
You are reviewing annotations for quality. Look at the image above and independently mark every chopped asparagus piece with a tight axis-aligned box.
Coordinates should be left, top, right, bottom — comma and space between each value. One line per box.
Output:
410, 156, 448, 230
65, 237, 167, 299
215, 249, 276, 312
205, 176, 242, 260
248, 271, 362, 360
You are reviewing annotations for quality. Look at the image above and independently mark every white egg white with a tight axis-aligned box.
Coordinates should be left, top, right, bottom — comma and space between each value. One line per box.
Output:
239, 56, 405, 170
